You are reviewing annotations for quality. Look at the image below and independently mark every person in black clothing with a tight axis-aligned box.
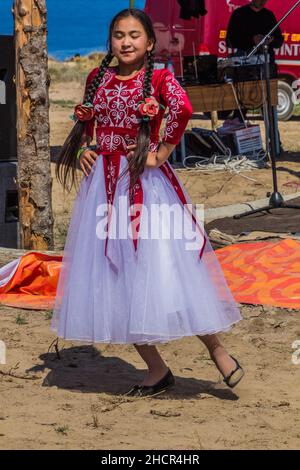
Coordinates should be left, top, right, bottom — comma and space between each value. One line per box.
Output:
226, 0, 284, 62
226, 0, 284, 125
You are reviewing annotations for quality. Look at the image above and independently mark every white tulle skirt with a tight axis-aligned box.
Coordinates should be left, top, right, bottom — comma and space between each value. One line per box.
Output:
51, 152, 242, 345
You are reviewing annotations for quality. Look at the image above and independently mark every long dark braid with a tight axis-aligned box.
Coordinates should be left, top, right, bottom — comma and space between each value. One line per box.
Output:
118, 48, 156, 196
55, 51, 114, 192
55, 8, 157, 194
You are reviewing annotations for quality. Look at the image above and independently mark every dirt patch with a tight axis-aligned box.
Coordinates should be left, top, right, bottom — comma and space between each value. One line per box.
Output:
0, 302, 299, 450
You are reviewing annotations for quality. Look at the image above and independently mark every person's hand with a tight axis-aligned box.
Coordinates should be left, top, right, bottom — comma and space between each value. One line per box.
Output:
126, 144, 137, 160
126, 144, 159, 168
145, 151, 159, 168
79, 148, 99, 177
253, 34, 264, 45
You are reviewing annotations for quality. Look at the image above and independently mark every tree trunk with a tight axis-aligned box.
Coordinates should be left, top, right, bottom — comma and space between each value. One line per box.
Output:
13, 0, 54, 250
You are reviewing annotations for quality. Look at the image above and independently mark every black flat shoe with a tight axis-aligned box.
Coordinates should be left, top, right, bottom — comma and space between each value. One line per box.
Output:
223, 355, 245, 389
124, 368, 175, 397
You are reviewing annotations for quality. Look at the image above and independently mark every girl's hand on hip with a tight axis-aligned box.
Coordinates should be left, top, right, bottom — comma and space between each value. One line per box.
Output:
145, 151, 159, 168
126, 144, 164, 168
126, 144, 137, 160
126, 144, 159, 168
79, 149, 99, 177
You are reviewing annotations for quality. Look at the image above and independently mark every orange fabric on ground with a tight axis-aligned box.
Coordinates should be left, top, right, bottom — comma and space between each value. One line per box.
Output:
0, 252, 62, 310
216, 238, 300, 309
0, 239, 300, 310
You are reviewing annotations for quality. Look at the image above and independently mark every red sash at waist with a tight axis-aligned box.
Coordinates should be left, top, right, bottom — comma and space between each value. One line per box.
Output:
96, 151, 206, 273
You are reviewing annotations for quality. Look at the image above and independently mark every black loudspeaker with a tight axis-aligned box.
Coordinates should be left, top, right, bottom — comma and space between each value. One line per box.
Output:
0, 35, 17, 161
0, 162, 19, 248
0, 36, 19, 247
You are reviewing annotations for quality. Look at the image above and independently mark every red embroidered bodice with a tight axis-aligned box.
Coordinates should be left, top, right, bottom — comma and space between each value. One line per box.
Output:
80, 66, 205, 267
83, 66, 193, 153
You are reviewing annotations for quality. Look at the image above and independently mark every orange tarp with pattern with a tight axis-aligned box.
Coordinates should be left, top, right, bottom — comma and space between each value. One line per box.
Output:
216, 238, 300, 309
0, 239, 299, 310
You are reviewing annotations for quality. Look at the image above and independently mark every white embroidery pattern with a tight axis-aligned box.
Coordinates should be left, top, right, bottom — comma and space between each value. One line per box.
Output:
97, 132, 159, 154
94, 69, 154, 129
91, 68, 115, 102
162, 74, 186, 142
149, 141, 160, 153
97, 131, 136, 153
91, 67, 160, 153
106, 160, 118, 205
129, 181, 142, 206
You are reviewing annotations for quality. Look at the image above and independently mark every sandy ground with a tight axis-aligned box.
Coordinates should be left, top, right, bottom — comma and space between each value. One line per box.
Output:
0, 303, 299, 450
1, 66, 300, 450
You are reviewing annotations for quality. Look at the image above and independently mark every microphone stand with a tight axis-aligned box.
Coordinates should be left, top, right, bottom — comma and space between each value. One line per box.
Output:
234, 0, 300, 219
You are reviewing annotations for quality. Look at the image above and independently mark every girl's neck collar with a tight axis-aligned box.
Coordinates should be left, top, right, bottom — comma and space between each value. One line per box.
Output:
113, 65, 146, 81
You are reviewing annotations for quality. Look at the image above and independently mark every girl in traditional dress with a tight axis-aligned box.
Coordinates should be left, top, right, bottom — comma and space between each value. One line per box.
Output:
52, 8, 244, 397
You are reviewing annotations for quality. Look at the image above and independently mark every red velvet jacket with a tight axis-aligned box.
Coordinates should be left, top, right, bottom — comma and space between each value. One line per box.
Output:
83, 66, 193, 152
81, 66, 205, 265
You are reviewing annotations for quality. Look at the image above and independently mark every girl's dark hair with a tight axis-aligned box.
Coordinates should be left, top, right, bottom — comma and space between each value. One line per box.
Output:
55, 8, 157, 194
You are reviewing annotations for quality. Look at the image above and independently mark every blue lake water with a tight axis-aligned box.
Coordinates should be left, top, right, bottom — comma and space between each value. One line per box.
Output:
0, 0, 146, 60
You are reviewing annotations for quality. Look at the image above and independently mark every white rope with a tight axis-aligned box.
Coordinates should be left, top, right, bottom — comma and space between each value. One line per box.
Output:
182, 149, 267, 174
